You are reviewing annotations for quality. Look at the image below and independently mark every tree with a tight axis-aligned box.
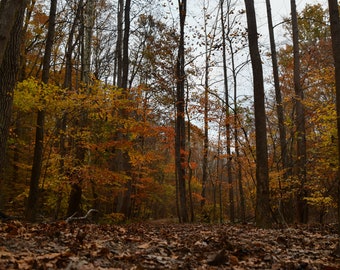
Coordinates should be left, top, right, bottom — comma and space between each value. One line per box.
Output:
66, 0, 96, 217
176, 0, 188, 223
327, 0, 340, 254
0, 0, 28, 67
265, 0, 289, 179
291, 0, 308, 224
220, 0, 235, 223
200, 0, 220, 212
274, 4, 336, 224
25, 0, 58, 222
244, 0, 272, 228
0, 1, 27, 207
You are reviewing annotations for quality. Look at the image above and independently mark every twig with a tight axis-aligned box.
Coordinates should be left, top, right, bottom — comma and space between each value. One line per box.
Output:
66, 209, 99, 224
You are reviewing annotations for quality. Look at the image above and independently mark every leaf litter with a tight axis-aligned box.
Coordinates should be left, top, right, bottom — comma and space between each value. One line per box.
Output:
0, 220, 339, 269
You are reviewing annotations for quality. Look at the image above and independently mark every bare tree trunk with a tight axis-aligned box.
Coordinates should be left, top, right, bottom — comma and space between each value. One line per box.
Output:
0, 0, 27, 66
115, 0, 124, 86
68, 0, 96, 218
121, 0, 130, 91
186, 82, 195, 222
220, 0, 235, 223
201, 3, 209, 208
265, 0, 290, 223
114, 0, 133, 218
291, 0, 308, 224
327, 0, 340, 254
175, 0, 188, 223
265, 0, 289, 176
25, 0, 57, 222
0, 2, 27, 208
244, 0, 272, 228
64, 0, 83, 217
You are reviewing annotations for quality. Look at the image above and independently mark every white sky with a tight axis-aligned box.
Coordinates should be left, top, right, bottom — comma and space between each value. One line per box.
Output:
256, 0, 328, 34
269, 0, 327, 22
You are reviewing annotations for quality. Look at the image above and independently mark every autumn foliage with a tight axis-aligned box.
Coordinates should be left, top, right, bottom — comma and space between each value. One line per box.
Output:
0, 0, 338, 229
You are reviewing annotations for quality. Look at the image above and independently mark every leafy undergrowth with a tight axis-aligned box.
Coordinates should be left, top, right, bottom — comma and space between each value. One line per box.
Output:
0, 220, 339, 269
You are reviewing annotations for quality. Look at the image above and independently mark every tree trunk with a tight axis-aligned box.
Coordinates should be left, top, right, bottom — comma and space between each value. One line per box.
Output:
0, 2, 26, 208
175, 0, 188, 223
265, 0, 290, 223
327, 0, 340, 253
244, 0, 272, 228
220, 0, 235, 223
186, 82, 195, 222
0, 0, 27, 67
291, 0, 308, 224
201, 4, 209, 208
113, 0, 133, 219
121, 0, 130, 90
25, 0, 57, 222
63, 0, 83, 217
115, 0, 124, 86
265, 0, 289, 177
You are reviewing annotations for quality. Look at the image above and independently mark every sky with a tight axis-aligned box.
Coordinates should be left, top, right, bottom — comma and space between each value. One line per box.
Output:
259, 0, 328, 30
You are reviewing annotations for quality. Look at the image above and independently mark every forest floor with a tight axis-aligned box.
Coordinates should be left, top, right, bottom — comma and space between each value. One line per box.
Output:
0, 220, 339, 269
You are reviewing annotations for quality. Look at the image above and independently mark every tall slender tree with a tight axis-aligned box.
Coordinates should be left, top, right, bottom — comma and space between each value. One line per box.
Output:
201, 0, 219, 210
291, 0, 308, 224
265, 0, 290, 222
265, 0, 288, 177
220, 0, 235, 223
176, 0, 188, 223
113, 0, 133, 218
66, 0, 97, 217
115, 0, 124, 87
25, 0, 58, 222
244, 0, 272, 228
327, 0, 340, 255
63, 0, 84, 217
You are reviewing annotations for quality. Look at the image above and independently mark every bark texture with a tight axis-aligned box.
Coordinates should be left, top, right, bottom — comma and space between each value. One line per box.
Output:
244, 0, 272, 228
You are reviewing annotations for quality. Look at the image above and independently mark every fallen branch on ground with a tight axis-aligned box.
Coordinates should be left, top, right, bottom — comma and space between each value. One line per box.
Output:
66, 209, 99, 224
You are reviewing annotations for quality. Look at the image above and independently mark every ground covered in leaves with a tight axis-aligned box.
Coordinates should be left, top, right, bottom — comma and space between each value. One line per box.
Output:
0, 220, 339, 269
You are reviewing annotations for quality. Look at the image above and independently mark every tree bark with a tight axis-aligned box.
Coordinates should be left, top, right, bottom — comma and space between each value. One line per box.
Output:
220, 0, 235, 223
115, 0, 124, 87
327, 0, 340, 252
265, 0, 289, 175
175, 0, 188, 223
25, 0, 57, 222
265, 0, 291, 223
291, 0, 308, 224
0, 1, 27, 207
0, 0, 27, 67
63, 0, 83, 217
201, 3, 209, 209
244, 0, 272, 228
121, 0, 130, 90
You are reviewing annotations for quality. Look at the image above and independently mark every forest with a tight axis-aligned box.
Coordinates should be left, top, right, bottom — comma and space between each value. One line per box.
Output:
0, 0, 339, 225
2, 0, 340, 268
2, 0, 340, 266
